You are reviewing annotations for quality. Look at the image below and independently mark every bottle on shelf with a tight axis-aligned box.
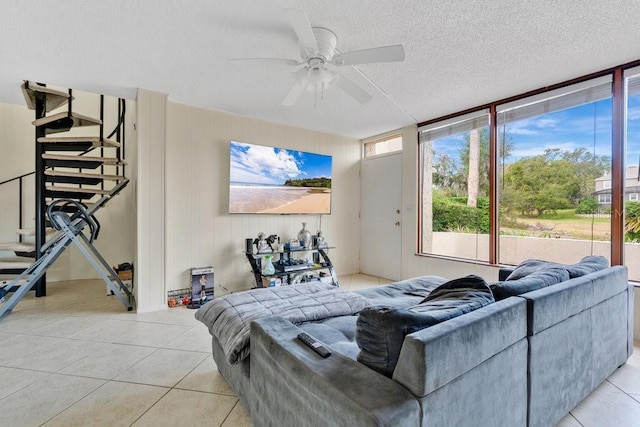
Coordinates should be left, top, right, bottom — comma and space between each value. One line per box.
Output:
262, 255, 275, 275
298, 222, 312, 249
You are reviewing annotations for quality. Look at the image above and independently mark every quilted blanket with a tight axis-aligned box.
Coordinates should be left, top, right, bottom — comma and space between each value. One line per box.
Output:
195, 282, 370, 364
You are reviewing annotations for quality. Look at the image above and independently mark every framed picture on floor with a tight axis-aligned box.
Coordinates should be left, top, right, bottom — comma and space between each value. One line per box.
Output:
189, 266, 214, 308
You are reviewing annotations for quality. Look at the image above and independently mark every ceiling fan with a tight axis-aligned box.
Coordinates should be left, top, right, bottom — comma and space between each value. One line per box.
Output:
230, 9, 405, 106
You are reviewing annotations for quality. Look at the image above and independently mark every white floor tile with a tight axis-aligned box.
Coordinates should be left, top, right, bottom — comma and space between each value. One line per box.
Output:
163, 324, 214, 353
608, 354, 640, 394
0, 334, 61, 366
1, 276, 638, 427
113, 322, 192, 347
0, 313, 66, 334
114, 348, 208, 387
555, 412, 581, 427
5, 338, 107, 372
128, 307, 203, 326
176, 356, 235, 395
70, 318, 143, 342
0, 373, 105, 426
0, 366, 48, 399
222, 401, 252, 427
58, 343, 156, 379
571, 390, 640, 427
29, 315, 108, 338
43, 381, 169, 427
132, 389, 238, 427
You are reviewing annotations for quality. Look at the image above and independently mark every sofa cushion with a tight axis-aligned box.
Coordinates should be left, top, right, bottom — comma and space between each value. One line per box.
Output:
355, 275, 494, 377
490, 267, 569, 300
505, 255, 608, 281
354, 275, 448, 308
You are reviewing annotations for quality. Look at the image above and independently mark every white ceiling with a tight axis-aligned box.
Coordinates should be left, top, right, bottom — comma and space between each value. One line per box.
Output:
1, 0, 639, 139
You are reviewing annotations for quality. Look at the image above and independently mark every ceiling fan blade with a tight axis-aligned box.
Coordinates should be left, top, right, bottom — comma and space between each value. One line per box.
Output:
332, 45, 405, 66
282, 82, 306, 106
335, 74, 372, 104
228, 57, 302, 66
283, 9, 318, 54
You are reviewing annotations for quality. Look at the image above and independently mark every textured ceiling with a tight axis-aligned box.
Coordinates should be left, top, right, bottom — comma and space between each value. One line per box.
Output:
1, 0, 639, 139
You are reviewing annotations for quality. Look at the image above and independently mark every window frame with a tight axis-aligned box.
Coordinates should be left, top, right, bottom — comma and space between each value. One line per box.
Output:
416, 59, 640, 268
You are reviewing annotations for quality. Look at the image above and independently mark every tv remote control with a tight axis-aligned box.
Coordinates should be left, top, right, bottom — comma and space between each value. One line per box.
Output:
297, 332, 331, 358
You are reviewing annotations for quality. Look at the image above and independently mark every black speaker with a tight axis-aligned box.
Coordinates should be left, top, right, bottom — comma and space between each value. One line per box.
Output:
245, 238, 253, 253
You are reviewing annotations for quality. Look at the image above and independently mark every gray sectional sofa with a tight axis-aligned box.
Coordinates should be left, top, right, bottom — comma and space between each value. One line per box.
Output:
196, 257, 633, 426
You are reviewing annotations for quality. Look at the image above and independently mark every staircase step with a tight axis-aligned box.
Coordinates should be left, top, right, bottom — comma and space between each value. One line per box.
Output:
16, 228, 56, 236
0, 242, 36, 253
45, 170, 125, 182
42, 153, 126, 169
38, 136, 121, 149
0, 257, 34, 274
46, 185, 111, 196
21, 81, 70, 112
46, 201, 95, 214
32, 111, 102, 135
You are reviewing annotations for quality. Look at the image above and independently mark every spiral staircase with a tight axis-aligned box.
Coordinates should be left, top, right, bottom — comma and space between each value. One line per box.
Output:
0, 81, 133, 320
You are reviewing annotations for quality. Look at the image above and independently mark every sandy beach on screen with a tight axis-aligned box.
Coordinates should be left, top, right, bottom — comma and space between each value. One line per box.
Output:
260, 191, 330, 214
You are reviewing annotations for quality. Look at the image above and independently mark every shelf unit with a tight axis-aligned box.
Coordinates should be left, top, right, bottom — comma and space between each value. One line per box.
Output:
245, 246, 338, 288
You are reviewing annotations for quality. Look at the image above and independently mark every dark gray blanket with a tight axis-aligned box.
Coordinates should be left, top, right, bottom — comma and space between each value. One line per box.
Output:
195, 282, 370, 364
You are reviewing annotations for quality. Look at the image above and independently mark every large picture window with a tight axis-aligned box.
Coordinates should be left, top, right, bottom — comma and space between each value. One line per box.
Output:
417, 66, 640, 282
497, 78, 612, 267
419, 111, 490, 261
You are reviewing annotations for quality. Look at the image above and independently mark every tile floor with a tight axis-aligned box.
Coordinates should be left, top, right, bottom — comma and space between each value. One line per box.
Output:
0, 274, 637, 426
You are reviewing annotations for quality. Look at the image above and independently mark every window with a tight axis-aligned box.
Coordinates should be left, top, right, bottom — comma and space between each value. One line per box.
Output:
419, 111, 490, 261
599, 194, 612, 204
417, 61, 640, 282
624, 68, 640, 281
497, 77, 612, 266
363, 134, 402, 158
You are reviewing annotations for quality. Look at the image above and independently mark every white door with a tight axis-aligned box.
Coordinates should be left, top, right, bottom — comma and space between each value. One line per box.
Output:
360, 153, 402, 281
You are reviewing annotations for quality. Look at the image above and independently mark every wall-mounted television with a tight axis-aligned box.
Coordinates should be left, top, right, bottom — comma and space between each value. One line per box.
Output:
229, 141, 332, 214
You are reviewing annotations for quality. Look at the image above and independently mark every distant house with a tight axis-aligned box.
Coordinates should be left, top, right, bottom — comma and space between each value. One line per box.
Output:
593, 166, 640, 206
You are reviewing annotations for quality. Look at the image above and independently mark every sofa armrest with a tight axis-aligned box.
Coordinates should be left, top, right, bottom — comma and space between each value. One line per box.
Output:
523, 266, 628, 334
250, 316, 421, 427
393, 297, 527, 397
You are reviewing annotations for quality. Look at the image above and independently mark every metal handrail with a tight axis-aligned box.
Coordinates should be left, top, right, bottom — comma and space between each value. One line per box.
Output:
0, 98, 127, 189
0, 97, 127, 248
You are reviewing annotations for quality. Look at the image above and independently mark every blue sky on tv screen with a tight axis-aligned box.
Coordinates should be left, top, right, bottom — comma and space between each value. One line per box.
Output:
230, 141, 332, 185
433, 94, 640, 168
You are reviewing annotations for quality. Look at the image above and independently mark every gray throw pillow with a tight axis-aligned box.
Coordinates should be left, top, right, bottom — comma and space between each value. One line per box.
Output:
490, 267, 569, 300
505, 255, 608, 281
356, 275, 494, 377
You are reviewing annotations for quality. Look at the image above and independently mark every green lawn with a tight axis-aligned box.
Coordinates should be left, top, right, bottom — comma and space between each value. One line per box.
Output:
504, 209, 611, 240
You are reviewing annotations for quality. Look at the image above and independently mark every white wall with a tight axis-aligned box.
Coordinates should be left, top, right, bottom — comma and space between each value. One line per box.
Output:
163, 101, 361, 296
135, 89, 166, 312
0, 102, 34, 264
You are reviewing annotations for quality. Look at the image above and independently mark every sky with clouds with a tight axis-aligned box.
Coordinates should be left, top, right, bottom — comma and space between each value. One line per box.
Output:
230, 141, 332, 185
432, 94, 640, 169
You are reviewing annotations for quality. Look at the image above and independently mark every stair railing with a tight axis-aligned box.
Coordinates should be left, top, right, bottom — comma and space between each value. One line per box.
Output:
0, 97, 127, 251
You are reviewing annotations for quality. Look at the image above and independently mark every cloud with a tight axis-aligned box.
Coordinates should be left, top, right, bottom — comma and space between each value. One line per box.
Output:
628, 106, 640, 121
230, 142, 303, 185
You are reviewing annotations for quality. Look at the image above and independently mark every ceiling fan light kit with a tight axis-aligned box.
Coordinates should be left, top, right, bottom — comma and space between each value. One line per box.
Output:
231, 8, 405, 106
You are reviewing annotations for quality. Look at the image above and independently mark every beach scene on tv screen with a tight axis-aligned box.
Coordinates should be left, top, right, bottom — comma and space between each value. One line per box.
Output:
229, 141, 332, 214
